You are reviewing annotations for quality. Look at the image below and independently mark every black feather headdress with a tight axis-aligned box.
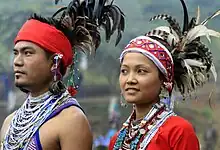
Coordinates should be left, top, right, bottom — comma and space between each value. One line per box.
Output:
29, 0, 125, 95
52, 0, 125, 54
146, 0, 220, 98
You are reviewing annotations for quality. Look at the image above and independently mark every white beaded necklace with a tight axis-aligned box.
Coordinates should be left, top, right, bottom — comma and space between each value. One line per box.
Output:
2, 91, 70, 150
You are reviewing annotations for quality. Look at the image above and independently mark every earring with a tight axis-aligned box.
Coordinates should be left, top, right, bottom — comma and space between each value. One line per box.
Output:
159, 86, 169, 100
159, 85, 174, 109
52, 54, 63, 81
49, 54, 66, 95
120, 92, 128, 108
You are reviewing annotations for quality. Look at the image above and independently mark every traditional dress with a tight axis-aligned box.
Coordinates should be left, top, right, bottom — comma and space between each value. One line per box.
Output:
3, 91, 83, 150
109, 0, 219, 149
108, 104, 199, 150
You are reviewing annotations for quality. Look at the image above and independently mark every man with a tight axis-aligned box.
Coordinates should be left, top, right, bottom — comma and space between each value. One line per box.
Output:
0, 0, 125, 149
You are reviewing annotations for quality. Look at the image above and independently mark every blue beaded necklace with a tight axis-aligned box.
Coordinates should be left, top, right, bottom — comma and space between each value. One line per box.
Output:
113, 103, 165, 150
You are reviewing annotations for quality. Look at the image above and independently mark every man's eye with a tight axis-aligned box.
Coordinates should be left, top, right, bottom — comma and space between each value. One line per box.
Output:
25, 51, 32, 55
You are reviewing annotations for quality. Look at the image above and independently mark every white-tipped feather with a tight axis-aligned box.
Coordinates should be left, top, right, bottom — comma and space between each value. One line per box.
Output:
183, 59, 196, 88
186, 25, 220, 43
155, 26, 180, 45
201, 9, 220, 25
184, 59, 207, 68
195, 6, 200, 25
210, 64, 217, 82
207, 29, 220, 38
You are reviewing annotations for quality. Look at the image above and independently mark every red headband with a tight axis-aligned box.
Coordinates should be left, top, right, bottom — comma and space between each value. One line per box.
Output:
120, 36, 174, 92
14, 19, 73, 69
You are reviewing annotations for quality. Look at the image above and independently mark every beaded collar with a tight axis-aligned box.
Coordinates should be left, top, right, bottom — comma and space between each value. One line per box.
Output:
113, 103, 176, 150
2, 91, 70, 150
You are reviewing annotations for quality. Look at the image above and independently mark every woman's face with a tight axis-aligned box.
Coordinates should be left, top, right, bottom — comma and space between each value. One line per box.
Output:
119, 52, 162, 105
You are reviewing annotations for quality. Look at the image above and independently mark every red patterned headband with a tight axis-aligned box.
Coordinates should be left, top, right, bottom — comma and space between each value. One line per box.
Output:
14, 19, 73, 69
120, 36, 174, 92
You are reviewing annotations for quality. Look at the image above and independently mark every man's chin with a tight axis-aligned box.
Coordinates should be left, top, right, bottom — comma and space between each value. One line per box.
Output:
15, 83, 30, 93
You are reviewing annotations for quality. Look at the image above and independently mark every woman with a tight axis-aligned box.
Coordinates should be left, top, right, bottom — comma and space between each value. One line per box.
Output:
108, 0, 220, 149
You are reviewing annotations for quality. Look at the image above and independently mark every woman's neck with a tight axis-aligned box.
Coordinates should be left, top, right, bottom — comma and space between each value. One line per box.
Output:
134, 100, 159, 120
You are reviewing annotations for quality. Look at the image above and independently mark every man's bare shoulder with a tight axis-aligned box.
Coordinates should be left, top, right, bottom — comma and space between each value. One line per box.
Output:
57, 106, 90, 129
0, 112, 15, 140
56, 106, 93, 150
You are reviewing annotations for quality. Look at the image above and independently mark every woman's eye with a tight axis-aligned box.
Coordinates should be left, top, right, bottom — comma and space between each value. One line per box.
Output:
138, 69, 147, 74
121, 69, 128, 74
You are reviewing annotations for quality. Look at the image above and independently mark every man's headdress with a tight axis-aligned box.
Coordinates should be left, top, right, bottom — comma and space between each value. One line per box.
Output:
14, 0, 125, 96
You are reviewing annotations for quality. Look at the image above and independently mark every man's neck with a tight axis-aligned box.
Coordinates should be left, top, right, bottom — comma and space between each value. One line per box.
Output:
30, 87, 50, 97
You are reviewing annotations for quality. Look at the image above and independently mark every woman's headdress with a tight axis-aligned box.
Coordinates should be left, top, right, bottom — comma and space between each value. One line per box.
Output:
120, 0, 219, 108
146, 0, 220, 98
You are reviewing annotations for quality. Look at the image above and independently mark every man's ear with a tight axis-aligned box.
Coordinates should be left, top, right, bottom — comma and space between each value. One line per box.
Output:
50, 54, 62, 72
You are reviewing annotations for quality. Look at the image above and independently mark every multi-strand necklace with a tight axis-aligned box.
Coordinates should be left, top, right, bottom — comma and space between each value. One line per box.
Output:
113, 103, 176, 150
2, 91, 70, 150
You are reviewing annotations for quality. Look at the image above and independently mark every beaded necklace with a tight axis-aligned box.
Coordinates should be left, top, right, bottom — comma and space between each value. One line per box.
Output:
113, 103, 176, 150
2, 91, 70, 150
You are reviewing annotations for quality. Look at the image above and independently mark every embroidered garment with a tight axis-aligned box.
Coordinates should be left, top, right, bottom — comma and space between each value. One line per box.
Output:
111, 103, 176, 150
109, 110, 200, 150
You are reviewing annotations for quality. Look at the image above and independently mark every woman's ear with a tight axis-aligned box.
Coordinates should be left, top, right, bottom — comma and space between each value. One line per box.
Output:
159, 72, 165, 85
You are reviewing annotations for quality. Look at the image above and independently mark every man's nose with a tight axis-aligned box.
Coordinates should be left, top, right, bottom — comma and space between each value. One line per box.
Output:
13, 54, 24, 67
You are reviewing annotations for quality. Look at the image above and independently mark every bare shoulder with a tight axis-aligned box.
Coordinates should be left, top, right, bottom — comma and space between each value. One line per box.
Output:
57, 106, 93, 150
0, 112, 15, 141
57, 106, 90, 130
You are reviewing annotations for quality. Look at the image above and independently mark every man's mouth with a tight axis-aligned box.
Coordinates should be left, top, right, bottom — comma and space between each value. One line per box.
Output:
14, 70, 26, 76
14, 70, 25, 74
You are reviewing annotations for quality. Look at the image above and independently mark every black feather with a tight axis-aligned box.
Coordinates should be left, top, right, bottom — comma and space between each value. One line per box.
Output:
180, 0, 189, 33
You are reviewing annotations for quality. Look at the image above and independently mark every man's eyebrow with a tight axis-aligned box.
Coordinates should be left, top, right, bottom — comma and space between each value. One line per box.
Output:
13, 46, 34, 52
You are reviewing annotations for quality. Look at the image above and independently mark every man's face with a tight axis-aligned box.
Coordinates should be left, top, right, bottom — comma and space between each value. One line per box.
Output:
13, 41, 53, 92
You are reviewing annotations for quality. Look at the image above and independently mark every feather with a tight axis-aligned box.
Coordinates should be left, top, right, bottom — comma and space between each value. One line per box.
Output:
210, 63, 217, 82
115, 30, 122, 46
184, 59, 207, 68
92, 0, 100, 19
186, 25, 220, 43
108, 5, 121, 35
182, 59, 196, 89
149, 14, 181, 37
101, 13, 112, 42
154, 26, 180, 46
195, 6, 200, 25
201, 9, 220, 25
52, 7, 67, 18
52, 0, 125, 55
180, 0, 189, 33
188, 17, 196, 30
147, 29, 169, 41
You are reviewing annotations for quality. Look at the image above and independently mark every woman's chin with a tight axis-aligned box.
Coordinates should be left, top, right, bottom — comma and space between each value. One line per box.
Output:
125, 96, 139, 104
